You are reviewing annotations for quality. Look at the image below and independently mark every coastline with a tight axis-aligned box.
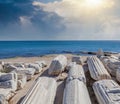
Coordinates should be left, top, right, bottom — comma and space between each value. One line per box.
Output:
0, 41, 120, 59
0, 54, 73, 63
0, 52, 119, 104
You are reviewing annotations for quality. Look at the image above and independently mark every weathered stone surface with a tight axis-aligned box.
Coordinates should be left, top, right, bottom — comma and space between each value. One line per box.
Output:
25, 63, 42, 74
0, 73, 17, 102
35, 61, 47, 68
21, 77, 57, 104
0, 64, 3, 72
0, 73, 16, 82
16, 68, 35, 81
17, 74, 27, 90
116, 69, 120, 83
0, 88, 15, 101
4, 63, 36, 80
100, 56, 120, 76
0, 94, 7, 104
48, 55, 67, 75
0, 73, 17, 91
0, 61, 4, 65
110, 55, 119, 60
13, 63, 25, 68
3, 63, 17, 73
0, 61, 4, 72
96, 48, 104, 58
87, 56, 111, 80
93, 79, 120, 104
67, 64, 86, 84
72, 56, 86, 65
65, 62, 76, 71
63, 79, 91, 104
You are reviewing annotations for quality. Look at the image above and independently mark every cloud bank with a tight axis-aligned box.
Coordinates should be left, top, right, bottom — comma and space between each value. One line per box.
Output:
0, 0, 120, 40
0, 0, 65, 40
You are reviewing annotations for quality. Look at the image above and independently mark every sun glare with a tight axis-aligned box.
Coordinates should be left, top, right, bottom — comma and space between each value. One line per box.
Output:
85, 0, 103, 8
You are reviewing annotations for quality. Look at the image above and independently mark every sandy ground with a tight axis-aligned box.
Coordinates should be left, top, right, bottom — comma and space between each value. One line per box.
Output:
0, 54, 98, 104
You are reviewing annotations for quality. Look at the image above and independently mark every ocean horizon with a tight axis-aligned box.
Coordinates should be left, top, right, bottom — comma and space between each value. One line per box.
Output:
0, 40, 120, 59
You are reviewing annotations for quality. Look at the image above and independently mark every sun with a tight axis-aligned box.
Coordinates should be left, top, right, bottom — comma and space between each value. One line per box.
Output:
85, 0, 103, 8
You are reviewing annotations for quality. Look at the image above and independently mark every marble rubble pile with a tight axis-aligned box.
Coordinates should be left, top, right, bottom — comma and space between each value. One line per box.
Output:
0, 60, 47, 103
24, 63, 42, 74
3, 61, 47, 81
0, 73, 17, 103
0, 52, 120, 104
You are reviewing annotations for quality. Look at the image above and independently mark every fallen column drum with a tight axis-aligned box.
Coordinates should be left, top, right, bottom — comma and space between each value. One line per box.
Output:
63, 79, 91, 104
93, 79, 120, 104
87, 56, 111, 80
21, 77, 57, 104
48, 55, 67, 76
67, 64, 86, 84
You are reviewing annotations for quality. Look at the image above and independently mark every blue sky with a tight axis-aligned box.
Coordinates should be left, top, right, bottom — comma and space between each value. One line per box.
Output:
0, 0, 120, 40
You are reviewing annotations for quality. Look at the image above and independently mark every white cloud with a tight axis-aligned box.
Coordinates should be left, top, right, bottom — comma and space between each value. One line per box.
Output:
33, 0, 120, 40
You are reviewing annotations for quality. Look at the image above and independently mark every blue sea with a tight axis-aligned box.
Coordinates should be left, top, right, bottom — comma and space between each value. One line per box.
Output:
0, 41, 120, 59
